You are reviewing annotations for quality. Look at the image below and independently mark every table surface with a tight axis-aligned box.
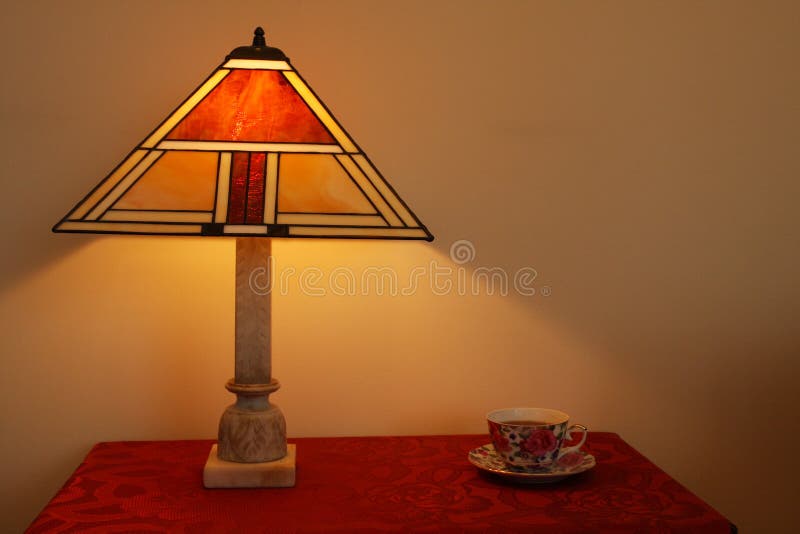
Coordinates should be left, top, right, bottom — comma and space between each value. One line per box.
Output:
28, 433, 734, 533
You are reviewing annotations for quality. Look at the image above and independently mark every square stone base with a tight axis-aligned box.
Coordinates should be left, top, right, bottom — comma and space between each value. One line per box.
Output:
203, 444, 296, 488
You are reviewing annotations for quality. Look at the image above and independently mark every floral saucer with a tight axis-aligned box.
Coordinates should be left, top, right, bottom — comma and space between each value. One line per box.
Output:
468, 444, 595, 484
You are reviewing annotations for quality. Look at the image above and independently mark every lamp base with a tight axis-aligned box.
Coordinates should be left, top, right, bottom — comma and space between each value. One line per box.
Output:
203, 444, 296, 488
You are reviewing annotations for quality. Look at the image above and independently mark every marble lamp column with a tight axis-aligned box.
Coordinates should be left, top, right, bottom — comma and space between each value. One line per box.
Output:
203, 238, 296, 487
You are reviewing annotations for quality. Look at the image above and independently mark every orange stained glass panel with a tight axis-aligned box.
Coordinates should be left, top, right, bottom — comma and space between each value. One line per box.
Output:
114, 151, 218, 211
278, 154, 376, 214
165, 70, 336, 144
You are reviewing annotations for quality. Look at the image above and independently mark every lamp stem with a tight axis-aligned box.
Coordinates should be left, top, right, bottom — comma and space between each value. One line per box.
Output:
215, 237, 287, 463
235, 237, 272, 384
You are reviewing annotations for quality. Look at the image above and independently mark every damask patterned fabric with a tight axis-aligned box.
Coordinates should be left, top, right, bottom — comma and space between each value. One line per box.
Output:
28, 433, 734, 533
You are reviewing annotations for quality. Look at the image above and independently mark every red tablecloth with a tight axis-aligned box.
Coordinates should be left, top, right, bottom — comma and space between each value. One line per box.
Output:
28, 433, 734, 533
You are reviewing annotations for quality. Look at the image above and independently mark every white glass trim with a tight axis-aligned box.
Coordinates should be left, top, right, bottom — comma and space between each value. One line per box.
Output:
86, 150, 164, 220
214, 153, 232, 223
222, 59, 291, 70
277, 214, 387, 226
56, 221, 202, 234
158, 140, 342, 153
335, 155, 402, 226
288, 226, 428, 238
263, 153, 279, 224
68, 150, 148, 220
353, 155, 416, 227
223, 225, 268, 234
102, 210, 212, 223
282, 71, 357, 153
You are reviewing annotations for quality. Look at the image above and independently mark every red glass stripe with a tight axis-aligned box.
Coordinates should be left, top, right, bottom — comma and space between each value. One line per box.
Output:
227, 153, 249, 224
246, 153, 266, 224
166, 70, 336, 144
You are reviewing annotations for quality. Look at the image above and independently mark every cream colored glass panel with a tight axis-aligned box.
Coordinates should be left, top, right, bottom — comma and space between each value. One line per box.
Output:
288, 226, 428, 238
279, 154, 375, 214
263, 153, 279, 223
277, 214, 386, 226
68, 150, 148, 220
352, 155, 416, 227
87, 150, 163, 220
282, 71, 357, 153
158, 140, 342, 153
102, 210, 212, 223
142, 69, 230, 148
113, 151, 218, 211
215, 152, 232, 223
223, 225, 268, 234
55, 221, 202, 234
222, 59, 291, 70
335, 155, 402, 226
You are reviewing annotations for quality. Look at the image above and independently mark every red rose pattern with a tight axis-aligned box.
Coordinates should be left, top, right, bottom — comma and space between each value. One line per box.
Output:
488, 422, 512, 453
490, 422, 569, 465
522, 429, 558, 456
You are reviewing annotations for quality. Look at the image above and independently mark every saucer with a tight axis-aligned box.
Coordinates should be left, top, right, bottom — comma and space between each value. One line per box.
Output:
468, 444, 595, 484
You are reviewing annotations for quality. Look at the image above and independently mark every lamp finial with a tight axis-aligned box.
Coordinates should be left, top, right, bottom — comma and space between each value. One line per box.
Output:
226, 26, 287, 60
253, 27, 266, 46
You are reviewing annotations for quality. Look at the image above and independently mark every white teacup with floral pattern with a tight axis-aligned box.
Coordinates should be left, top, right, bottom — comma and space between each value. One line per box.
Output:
487, 408, 588, 470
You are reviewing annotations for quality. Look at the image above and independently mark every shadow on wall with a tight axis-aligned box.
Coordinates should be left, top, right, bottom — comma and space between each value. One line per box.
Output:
0, 232, 89, 296
0, 2, 250, 295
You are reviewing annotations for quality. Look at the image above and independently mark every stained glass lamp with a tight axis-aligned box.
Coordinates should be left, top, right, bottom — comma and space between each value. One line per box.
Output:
53, 27, 433, 488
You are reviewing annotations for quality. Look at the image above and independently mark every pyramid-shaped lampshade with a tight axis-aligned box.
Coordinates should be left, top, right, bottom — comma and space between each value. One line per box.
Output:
54, 28, 432, 241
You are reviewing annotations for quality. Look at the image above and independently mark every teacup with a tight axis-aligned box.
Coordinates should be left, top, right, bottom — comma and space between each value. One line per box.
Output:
487, 408, 587, 469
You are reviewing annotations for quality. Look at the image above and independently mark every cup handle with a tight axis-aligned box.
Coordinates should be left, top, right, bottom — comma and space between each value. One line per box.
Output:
558, 424, 588, 457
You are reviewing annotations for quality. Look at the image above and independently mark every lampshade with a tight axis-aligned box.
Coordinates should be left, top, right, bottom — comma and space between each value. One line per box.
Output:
53, 29, 432, 241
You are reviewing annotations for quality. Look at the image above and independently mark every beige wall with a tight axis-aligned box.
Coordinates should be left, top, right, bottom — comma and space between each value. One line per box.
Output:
1, 1, 798, 532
